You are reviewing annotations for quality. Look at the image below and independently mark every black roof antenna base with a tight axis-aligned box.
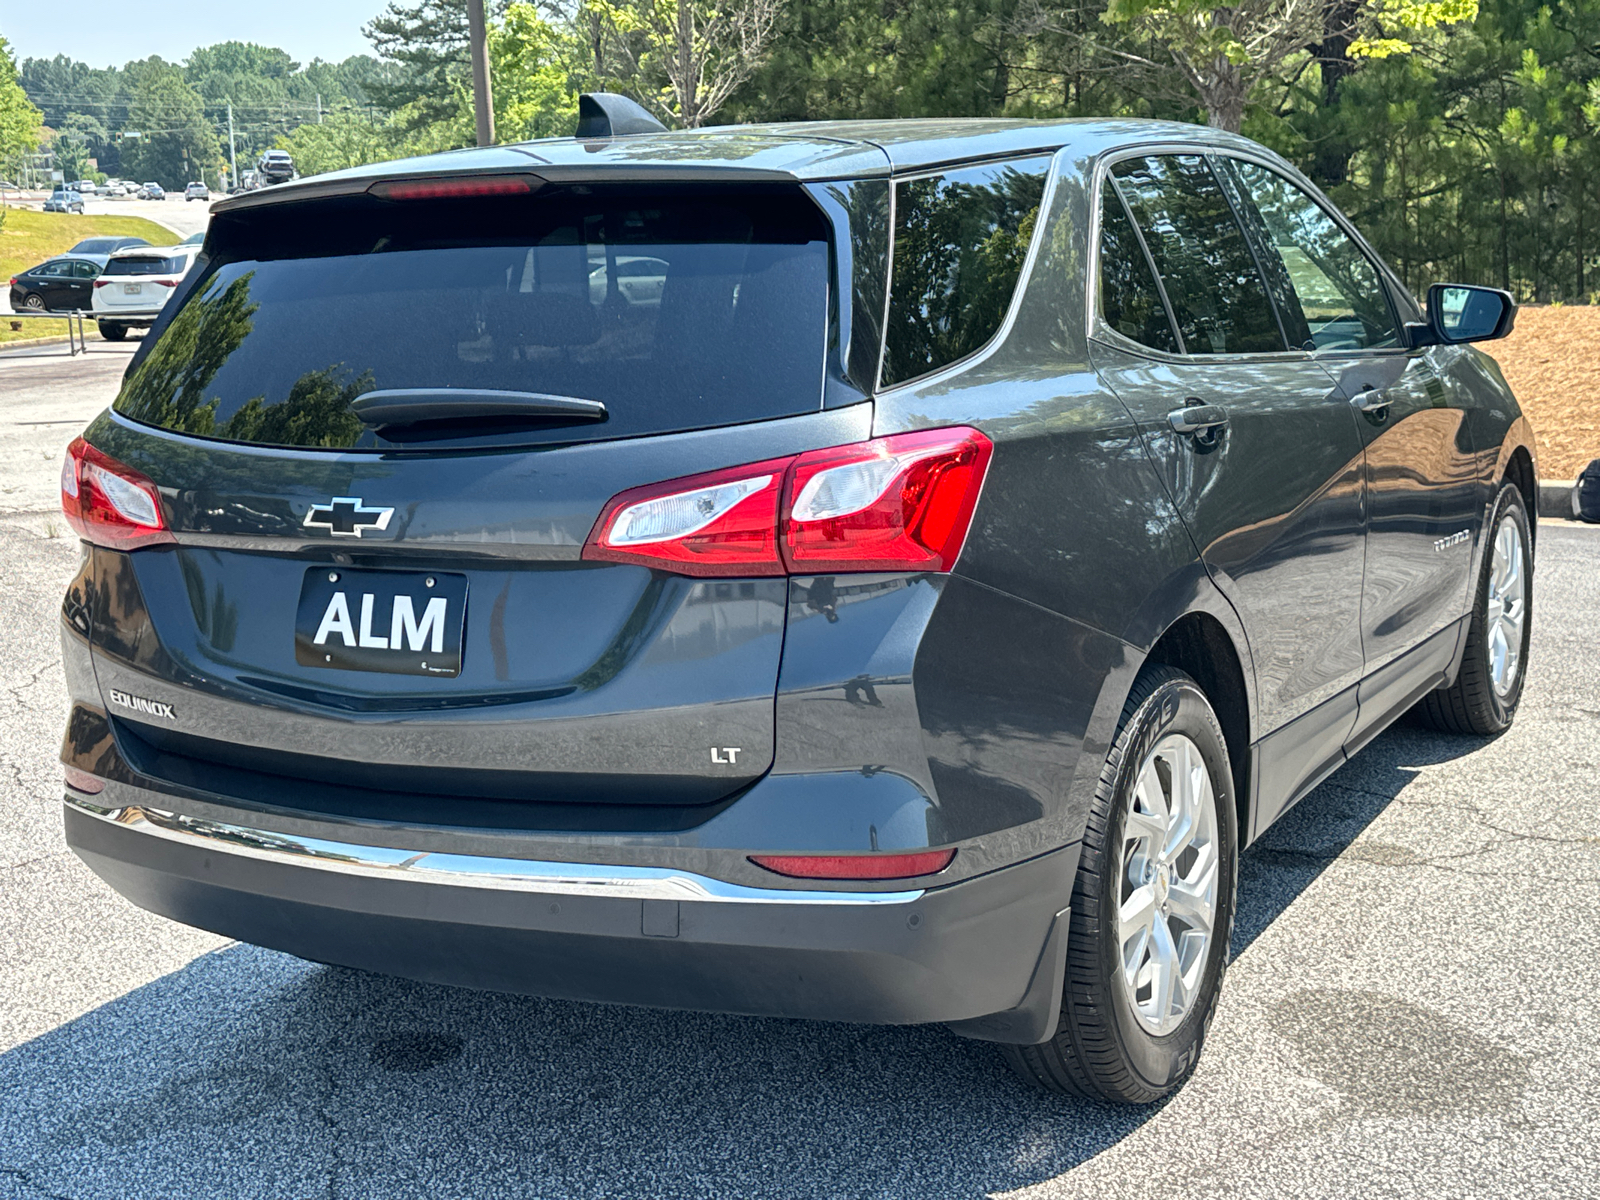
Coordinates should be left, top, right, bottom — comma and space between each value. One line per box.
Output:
575, 93, 669, 139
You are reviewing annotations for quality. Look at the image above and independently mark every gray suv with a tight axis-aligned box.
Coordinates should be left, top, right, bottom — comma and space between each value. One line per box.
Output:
58, 98, 1535, 1104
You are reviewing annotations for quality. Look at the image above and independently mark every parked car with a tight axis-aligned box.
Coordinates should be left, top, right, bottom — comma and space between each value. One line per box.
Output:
69, 236, 151, 256
69, 179, 99, 196
57, 101, 1537, 1105
89, 243, 199, 339
43, 189, 84, 214
179, 230, 205, 246
185, 181, 210, 201
140, 182, 166, 200
101, 179, 131, 197
8, 254, 105, 311
255, 149, 296, 186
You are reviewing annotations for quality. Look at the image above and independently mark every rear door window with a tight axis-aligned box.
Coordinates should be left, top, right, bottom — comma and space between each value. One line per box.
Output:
1097, 184, 1180, 353
114, 187, 831, 450
881, 156, 1051, 387
1111, 155, 1284, 356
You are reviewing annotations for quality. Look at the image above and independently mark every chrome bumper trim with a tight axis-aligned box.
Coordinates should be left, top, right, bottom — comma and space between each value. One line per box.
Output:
64, 797, 924, 905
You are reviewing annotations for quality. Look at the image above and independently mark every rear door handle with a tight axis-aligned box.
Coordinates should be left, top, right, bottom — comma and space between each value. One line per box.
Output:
1168, 403, 1228, 442
1351, 385, 1391, 413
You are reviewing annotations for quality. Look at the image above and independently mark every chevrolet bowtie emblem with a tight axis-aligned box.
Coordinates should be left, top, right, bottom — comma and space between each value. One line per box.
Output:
303, 496, 394, 538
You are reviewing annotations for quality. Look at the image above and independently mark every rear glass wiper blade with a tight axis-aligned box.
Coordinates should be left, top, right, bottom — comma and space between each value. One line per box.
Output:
350, 389, 608, 427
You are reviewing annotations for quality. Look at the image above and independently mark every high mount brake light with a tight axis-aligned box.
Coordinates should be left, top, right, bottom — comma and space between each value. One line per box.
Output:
60, 437, 175, 550
749, 849, 956, 880
582, 428, 992, 578
368, 175, 541, 201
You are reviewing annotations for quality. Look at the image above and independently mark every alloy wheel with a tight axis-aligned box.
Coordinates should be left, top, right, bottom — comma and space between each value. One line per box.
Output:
1116, 733, 1220, 1037
1486, 514, 1527, 698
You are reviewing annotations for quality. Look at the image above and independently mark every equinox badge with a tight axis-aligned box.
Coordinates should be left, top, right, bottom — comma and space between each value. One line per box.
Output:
303, 497, 394, 538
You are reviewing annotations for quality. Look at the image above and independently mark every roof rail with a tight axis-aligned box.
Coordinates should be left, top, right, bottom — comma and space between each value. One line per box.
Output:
575, 93, 668, 139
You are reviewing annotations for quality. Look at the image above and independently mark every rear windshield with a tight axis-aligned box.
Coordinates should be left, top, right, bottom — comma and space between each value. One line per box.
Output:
113, 186, 832, 450
105, 256, 186, 276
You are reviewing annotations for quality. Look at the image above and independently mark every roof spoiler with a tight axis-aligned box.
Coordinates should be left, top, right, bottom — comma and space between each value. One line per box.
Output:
575, 93, 668, 139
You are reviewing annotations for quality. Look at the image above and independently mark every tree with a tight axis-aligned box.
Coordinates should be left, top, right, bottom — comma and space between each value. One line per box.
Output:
587, 0, 785, 126
1094, 0, 1333, 132
275, 111, 397, 175
0, 36, 43, 173
364, 0, 501, 134
120, 62, 222, 188
492, 4, 579, 139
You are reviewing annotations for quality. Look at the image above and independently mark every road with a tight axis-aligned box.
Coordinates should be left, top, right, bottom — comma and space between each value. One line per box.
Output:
1, 347, 1597, 1199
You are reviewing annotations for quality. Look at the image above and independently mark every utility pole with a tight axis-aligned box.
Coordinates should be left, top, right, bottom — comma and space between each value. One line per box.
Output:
227, 102, 238, 190
317, 94, 323, 124
466, 0, 495, 147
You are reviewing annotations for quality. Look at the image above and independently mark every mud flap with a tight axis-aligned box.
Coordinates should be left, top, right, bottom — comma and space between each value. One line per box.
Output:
944, 906, 1070, 1045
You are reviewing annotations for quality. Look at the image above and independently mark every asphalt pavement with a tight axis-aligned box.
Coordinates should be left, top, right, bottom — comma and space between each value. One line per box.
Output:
1, 348, 1596, 1199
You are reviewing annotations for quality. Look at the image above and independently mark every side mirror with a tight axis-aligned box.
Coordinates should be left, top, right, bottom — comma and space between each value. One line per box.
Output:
1408, 284, 1516, 348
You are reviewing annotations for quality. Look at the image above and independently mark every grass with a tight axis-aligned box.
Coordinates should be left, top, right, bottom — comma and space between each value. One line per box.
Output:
1, 205, 178, 343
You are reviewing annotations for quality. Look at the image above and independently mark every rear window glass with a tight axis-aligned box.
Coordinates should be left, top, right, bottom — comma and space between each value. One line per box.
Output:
105, 256, 186, 276
114, 187, 831, 450
881, 156, 1050, 388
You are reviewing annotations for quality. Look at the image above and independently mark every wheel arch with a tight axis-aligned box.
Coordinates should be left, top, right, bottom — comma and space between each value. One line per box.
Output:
1142, 611, 1253, 847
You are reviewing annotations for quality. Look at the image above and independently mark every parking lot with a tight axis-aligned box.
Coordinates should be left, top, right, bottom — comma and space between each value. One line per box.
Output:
1, 345, 1596, 1199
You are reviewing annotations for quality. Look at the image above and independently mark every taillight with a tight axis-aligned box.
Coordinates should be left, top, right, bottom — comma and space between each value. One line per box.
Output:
585, 457, 791, 576
60, 437, 175, 550
581, 428, 992, 577
155, 279, 178, 288
749, 849, 956, 880
93, 279, 111, 288
64, 766, 104, 794
783, 428, 992, 572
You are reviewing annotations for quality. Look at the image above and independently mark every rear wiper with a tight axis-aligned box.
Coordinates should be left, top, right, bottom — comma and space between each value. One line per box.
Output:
350, 389, 608, 427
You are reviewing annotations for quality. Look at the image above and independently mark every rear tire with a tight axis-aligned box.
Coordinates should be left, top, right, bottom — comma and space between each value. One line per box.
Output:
1002, 666, 1237, 1103
97, 321, 127, 341
1414, 483, 1532, 736
23, 293, 44, 310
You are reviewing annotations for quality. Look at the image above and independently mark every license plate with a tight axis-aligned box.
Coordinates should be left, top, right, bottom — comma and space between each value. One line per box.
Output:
295, 567, 468, 677
123, 283, 142, 295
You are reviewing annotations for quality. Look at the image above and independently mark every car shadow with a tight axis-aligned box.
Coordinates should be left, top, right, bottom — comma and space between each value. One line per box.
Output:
0, 725, 1488, 1200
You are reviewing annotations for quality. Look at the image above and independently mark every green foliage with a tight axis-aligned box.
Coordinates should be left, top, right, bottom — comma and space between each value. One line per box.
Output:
0, 36, 43, 168
492, 3, 579, 139
119, 60, 224, 189
274, 112, 399, 176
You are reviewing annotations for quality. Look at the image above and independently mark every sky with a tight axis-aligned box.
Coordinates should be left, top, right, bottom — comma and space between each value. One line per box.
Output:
1, 0, 385, 68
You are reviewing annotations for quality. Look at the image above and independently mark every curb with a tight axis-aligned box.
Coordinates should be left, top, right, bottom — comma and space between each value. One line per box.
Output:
1539, 480, 1577, 520
0, 333, 99, 351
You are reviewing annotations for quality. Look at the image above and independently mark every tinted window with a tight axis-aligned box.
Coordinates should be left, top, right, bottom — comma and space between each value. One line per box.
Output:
881, 156, 1050, 387
1112, 155, 1283, 355
35, 262, 67, 277
1098, 185, 1179, 353
73, 261, 100, 279
115, 188, 830, 450
72, 238, 118, 254
1230, 161, 1399, 351
105, 256, 187, 276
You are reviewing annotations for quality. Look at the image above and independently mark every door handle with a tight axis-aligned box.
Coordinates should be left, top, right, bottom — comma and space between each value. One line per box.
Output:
1168, 403, 1228, 445
1351, 385, 1391, 413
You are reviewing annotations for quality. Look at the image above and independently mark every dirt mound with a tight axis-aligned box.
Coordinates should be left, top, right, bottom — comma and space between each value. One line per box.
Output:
1483, 305, 1600, 481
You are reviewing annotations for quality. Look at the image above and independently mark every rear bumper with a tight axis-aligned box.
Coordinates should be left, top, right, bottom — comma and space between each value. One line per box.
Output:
64, 795, 1077, 1040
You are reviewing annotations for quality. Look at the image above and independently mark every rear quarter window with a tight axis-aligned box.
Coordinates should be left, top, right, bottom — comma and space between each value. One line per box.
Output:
881, 156, 1051, 388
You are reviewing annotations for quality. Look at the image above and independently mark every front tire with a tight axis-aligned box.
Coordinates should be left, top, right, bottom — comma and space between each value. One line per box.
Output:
1414, 483, 1532, 735
1003, 666, 1237, 1103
